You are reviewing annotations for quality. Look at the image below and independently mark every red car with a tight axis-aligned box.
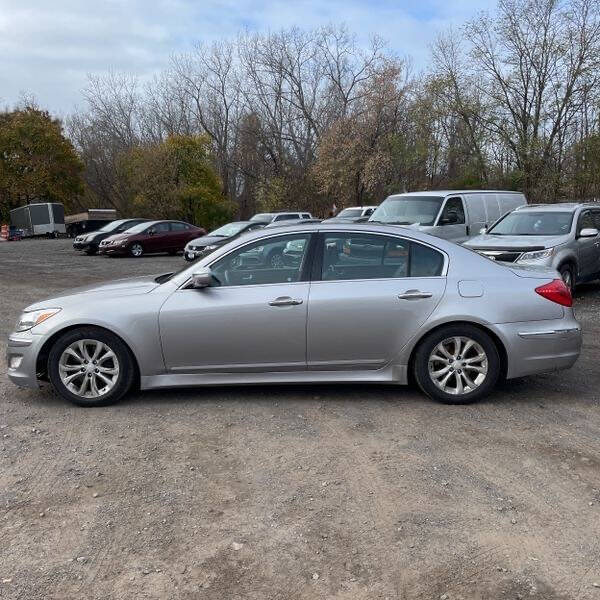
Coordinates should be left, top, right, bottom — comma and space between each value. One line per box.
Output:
98, 220, 205, 257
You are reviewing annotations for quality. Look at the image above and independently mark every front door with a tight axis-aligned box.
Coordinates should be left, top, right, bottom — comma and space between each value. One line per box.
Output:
435, 197, 468, 242
159, 233, 313, 373
577, 210, 600, 279
307, 232, 446, 370
145, 221, 171, 252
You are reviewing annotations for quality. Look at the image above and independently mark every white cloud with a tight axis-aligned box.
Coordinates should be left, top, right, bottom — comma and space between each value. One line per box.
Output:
0, 0, 496, 115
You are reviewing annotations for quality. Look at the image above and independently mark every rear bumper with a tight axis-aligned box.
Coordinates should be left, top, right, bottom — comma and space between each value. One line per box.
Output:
496, 316, 582, 379
6, 332, 43, 389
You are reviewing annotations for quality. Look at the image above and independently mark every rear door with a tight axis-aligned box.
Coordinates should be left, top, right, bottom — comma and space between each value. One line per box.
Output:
306, 231, 446, 371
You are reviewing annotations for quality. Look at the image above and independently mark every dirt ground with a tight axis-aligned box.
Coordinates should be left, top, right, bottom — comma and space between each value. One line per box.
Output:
1, 237, 599, 600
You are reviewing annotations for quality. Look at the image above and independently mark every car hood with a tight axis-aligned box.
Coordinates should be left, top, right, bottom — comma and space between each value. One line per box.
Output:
464, 233, 570, 250
25, 275, 161, 310
187, 235, 227, 247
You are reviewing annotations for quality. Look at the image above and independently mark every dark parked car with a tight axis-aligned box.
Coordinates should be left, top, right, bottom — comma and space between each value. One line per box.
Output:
99, 220, 204, 257
184, 221, 267, 261
73, 218, 149, 254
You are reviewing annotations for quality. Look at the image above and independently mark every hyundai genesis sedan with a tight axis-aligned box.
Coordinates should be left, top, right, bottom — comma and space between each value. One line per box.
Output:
7, 223, 581, 407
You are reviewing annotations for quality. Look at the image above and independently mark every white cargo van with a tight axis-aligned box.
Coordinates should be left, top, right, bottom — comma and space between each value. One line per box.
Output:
369, 190, 527, 243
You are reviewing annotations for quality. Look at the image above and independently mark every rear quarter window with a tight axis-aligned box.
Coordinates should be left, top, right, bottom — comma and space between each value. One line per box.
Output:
410, 243, 445, 277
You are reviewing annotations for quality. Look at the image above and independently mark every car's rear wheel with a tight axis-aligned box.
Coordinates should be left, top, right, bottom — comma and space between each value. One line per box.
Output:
48, 327, 135, 407
559, 264, 574, 292
413, 324, 500, 405
129, 243, 144, 258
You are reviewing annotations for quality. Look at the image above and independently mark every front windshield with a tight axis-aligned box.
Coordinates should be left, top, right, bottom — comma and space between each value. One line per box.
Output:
210, 222, 248, 237
250, 214, 273, 221
124, 220, 159, 234
489, 211, 573, 236
97, 219, 129, 233
338, 208, 362, 218
370, 196, 443, 226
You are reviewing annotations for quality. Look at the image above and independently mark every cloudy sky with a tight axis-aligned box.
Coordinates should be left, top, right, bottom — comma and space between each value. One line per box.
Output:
0, 0, 495, 116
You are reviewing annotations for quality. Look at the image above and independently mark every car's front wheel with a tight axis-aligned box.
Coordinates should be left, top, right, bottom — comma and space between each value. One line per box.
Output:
129, 243, 144, 258
413, 324, 500, 405
559, 264, 575, 292
48, 327, 135, 407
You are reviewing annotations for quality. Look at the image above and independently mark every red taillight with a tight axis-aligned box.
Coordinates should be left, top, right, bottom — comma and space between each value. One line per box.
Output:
535, 279, 572, 307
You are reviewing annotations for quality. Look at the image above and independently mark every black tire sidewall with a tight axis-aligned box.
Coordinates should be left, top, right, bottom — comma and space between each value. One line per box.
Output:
413, 324, 500, 405
48, 327, 135, 407
559, 264, 574, 292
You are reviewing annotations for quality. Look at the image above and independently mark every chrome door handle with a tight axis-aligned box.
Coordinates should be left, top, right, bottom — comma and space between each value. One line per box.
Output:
268, 296, 303, 307
398, 290, 433, 300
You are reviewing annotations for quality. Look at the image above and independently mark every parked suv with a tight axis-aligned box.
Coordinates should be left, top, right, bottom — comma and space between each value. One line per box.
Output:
250, 211, 313, 223
99, 220, 204, 257
73, 218, 149, 254
464, 203, 600, 290
369, 190, 526, 243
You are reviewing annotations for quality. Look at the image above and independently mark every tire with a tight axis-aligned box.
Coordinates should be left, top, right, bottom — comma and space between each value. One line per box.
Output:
129, 243, 144, 258
413, 324, 500, 405
85, 246, 98, 256
48, 327, 136, 407
267, 250, 284, 268
559, 264, 575, 292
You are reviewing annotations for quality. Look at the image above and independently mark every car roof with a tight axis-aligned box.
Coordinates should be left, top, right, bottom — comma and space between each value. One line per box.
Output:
232, 221, 460, 251
514, 202, 599, 213
385, 190, 525, 198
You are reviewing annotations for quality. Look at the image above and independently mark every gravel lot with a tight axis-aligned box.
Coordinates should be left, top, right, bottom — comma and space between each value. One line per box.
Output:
1, 238, 600, 600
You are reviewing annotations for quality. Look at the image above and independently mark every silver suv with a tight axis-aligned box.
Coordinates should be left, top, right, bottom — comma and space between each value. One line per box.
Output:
464, 202, 600, 290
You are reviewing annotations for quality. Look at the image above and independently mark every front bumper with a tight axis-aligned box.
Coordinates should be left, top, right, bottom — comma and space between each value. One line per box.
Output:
99, 244, 127, 255
6, 332, 44, 389
184, 248, 212, 261
496, 315, 582, 379
73, 241, 96, 251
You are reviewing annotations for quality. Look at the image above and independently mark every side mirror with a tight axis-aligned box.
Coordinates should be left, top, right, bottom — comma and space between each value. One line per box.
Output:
148, 229, 156, 236
191, 268, 217, 288
579, 227, 599, 238
479, 227, 487, 235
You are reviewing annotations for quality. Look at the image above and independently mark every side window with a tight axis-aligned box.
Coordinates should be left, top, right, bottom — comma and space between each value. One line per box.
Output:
211, 234, 311, 287
439, 198, 465, 225
578, 211, 594, 233
152, 222, 170, 233
302, 214, 311, 219
274, 214, 297, 221
171, 222, 187, 231
592, 211, 600, 230
411, 242, 445, 277
321, 233, 413, 281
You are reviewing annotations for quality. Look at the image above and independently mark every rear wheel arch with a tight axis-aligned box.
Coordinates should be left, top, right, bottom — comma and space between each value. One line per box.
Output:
36, 324, 140, 385
407, 320, 508, 383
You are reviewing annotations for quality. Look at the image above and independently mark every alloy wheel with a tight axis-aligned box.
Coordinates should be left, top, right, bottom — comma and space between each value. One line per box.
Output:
269, 253, 284, 268
58, 339, 120, 398
130, 243, 143, 257
428, 336, 488, 395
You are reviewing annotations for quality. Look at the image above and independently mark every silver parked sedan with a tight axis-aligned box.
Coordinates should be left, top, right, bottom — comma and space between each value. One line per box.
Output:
7, 223, 581, 407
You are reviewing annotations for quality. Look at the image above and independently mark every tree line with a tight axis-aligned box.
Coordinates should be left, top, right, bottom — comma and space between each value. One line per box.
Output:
2, 0, 600, 225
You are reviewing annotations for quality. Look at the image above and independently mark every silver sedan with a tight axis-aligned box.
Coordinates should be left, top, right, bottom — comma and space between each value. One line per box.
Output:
7, 223, 581, 407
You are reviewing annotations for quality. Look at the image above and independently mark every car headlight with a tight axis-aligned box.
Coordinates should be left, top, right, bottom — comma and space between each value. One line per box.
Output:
204, 245, 218, 251
15, 308, 61, 332
517, 248, 555, 262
